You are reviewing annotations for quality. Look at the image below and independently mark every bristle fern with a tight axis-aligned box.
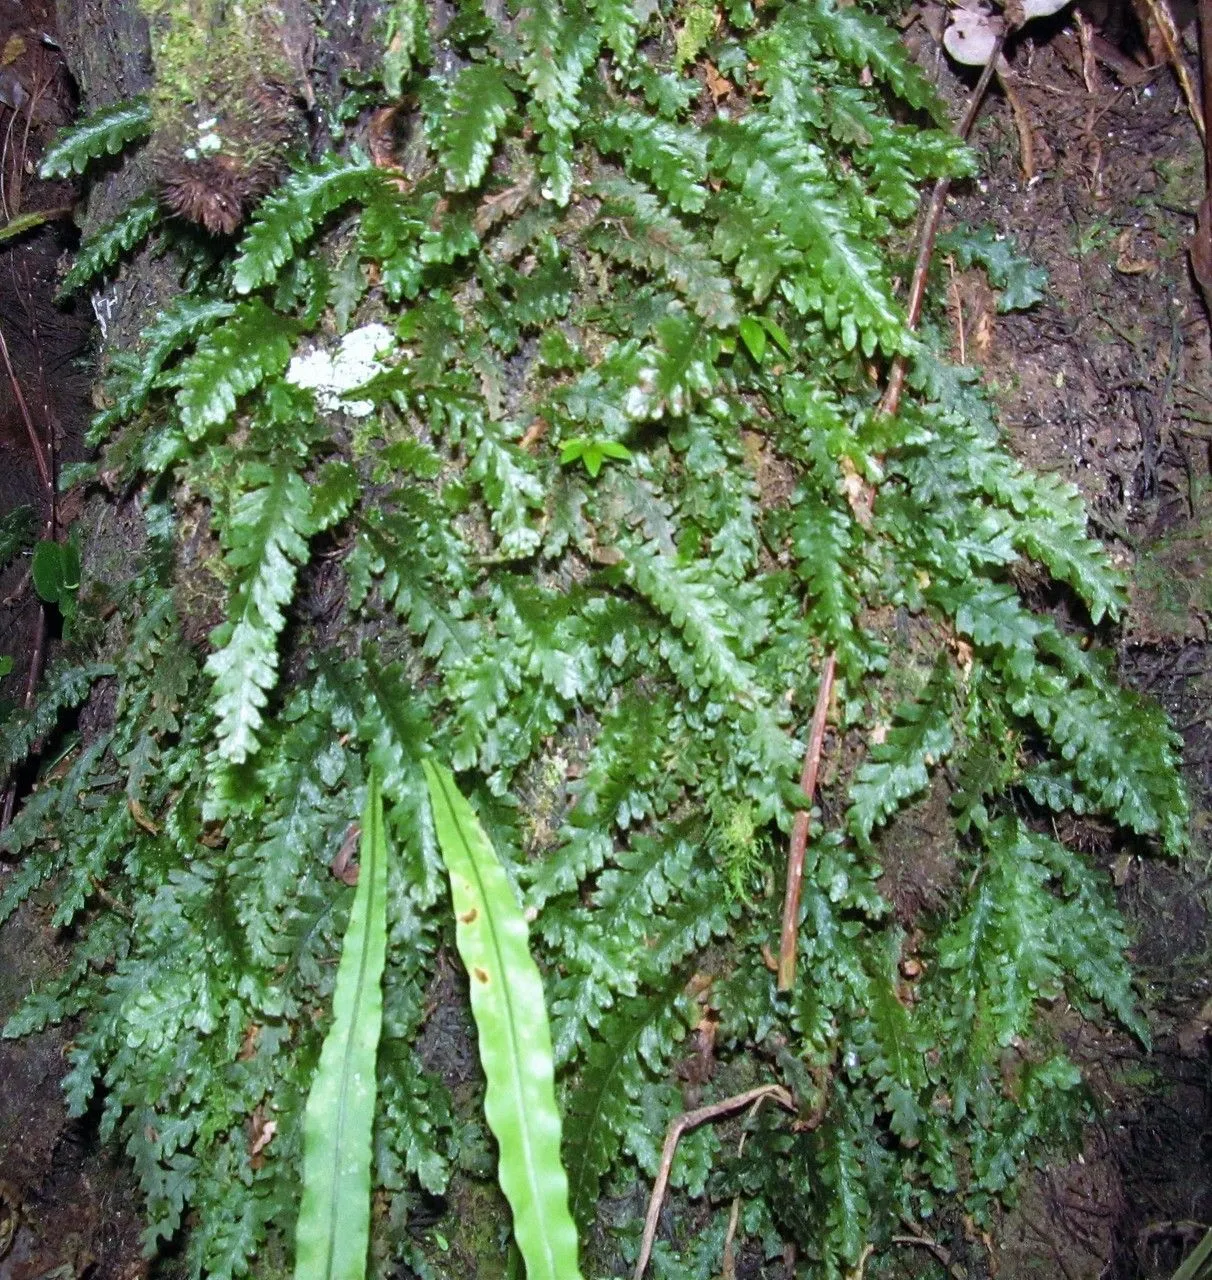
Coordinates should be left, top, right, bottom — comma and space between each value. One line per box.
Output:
2, 1, 1187, 1277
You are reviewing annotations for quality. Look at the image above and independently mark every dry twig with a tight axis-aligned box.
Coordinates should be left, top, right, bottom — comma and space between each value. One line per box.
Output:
879, 29, 1007, 419
634, 1084, 796, 1280
776, 652, 836, 992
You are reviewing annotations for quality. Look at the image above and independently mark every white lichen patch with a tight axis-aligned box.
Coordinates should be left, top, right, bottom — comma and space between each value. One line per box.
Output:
285, 323, 396, 417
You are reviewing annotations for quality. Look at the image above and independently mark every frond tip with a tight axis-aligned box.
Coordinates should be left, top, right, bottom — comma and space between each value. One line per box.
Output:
39, 95, 152, 178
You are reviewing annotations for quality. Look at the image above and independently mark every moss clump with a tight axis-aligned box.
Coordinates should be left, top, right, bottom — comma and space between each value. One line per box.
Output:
138, 0, 309, 232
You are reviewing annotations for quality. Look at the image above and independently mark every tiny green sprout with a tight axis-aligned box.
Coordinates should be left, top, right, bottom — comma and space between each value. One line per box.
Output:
738, 316, 767, 364
31, 529, 82, 621
738, 315, 793, 365
559, 436, 633, 478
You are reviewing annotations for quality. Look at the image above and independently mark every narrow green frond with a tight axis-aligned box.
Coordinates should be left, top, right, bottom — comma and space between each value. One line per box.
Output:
232, 156, 388, 294
423, 761, 583, 1280
848, 660, 955, 843
295, 770, 389, 1280
59, 194, 161, 295
172, 300, 298, 437
439, 62, 516, 191
206, 465, 315, 762
39, 95, 152, 178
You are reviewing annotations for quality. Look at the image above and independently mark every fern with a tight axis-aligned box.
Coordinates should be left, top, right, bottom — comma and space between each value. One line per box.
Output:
232, 156, 389, 294
89, 296, 238, 442
39, 95, 151, 178
206, 464, 315, 762
586, 178, 737, 328
4, 0, 1191, 1276
438, 62, 517, 191
59, 194, 161, 295
172, 300, 298, 438
0, 505, 34, 568
848, 659, 955, 844
797, 0, 947, 121
516, 0, 598, 203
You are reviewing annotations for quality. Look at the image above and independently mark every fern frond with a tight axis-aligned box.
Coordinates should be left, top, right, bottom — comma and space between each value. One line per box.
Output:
587, 178, 736, 328
785, 487, 871, 682
383, 0, 430, 96
847, 660, 955, 843
623, 311, 723, 419
713, 118, 907, 354
0, 504, 33, 568
597, 111, 708, 213
589, 0, 646, 64
90, 296, 237, 441
172, 300, 298, 438
439, 62, 516, 191
620, 538, 759, 702
1028, 828, 1149, 1043
562, 982, 690, 1225
205, 465, 315, 762
39, 95, 151, 178
934, 819, 1063, 1085
0, 660, 114, 778
796, 0, 947, 121
232, 156, 388, 294
517, 0, 599, 203
59, 194, 161, 296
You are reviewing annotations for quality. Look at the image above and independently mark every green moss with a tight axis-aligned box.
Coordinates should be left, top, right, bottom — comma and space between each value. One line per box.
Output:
137, 0, 300, 166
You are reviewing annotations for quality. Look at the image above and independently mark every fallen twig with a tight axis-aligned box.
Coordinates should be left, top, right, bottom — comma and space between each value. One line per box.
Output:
1136, 0, 1205, 141
1190, 0, 1212, 314
777, 652, 836, 992
878, 28, 1007, 420
892, 1229, 953, 1270
634, 1084, 796, 1280
0, 323, 53, 507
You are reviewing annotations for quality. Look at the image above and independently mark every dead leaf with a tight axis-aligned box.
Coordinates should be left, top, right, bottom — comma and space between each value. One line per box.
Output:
238, 1023, 261, 1061
519, 418, 548, 451
367, 106, 399, 169
703, 60, 732, 102
127, 798, 160, 835
838, 455, 874, 528
1115, 229, 1157, 275
331, 823, 360, 885
1, 36, 26, 66
951, 637, 975, 679
249, 1108, 277, 1163
475, 180, 533, 234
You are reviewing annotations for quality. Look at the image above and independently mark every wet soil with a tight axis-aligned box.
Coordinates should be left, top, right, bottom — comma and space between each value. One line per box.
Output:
0, 4, 149, 1278
911, 1, 1212, 1275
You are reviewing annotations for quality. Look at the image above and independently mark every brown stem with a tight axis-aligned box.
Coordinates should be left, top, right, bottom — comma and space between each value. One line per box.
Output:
878, 30, 1007, 420
0, 322, 53, 508
777, 653, 836, 992
634, 1085, 796, 1280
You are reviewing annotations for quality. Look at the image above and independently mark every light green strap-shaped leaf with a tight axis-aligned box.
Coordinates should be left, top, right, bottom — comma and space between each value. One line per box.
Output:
295, 769, 389, 1280
422, 761, 583, 1280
